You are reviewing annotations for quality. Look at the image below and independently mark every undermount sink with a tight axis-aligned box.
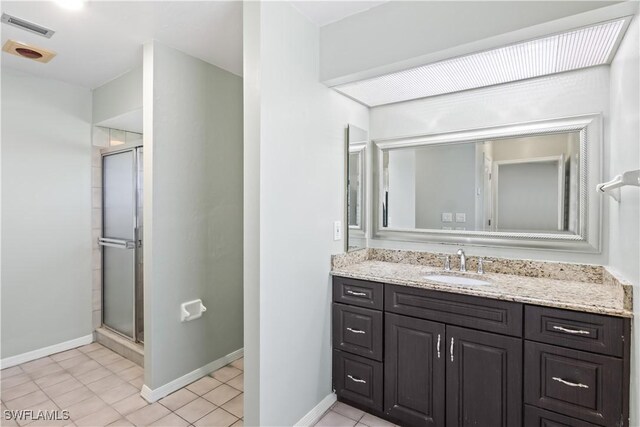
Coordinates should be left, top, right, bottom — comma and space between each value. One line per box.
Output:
424, 274, 490, 286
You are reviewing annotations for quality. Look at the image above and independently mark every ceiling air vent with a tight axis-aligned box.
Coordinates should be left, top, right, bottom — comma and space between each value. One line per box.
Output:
1, 13, 55, 38
3, 40, 56, 63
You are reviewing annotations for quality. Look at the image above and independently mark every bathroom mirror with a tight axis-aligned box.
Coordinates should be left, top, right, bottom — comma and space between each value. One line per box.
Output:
373, 115, 602, 252
346, 124, 368, 252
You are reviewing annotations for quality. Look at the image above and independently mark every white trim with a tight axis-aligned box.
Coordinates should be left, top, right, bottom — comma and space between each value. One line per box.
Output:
0, 334, 93, 369
140, 348, 243, 403
294, 393, 337, 427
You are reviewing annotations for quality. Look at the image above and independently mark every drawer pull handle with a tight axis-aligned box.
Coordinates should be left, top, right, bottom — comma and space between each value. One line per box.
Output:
347, 375, 366, 384
437, 334, 441, 359
553, 326, 590, 335
346, 290, 367, 297
552, 377, 589, 389
450, 337, 454, 362
346, 327, 365, 334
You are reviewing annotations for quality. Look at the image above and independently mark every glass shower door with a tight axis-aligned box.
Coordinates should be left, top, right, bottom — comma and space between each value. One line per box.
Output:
101, 150, 138, 340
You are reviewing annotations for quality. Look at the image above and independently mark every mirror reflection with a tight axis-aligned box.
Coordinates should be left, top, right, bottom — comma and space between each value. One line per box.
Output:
382, 131, 580, 234
347, 125, 367, 251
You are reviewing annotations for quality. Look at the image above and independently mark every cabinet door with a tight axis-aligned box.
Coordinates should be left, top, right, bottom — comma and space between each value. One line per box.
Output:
385, 313, 445, 427
446, 326, 522, 427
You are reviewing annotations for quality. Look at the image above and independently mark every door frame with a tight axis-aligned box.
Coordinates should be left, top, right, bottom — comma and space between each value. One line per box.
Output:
100, 143, 143, 342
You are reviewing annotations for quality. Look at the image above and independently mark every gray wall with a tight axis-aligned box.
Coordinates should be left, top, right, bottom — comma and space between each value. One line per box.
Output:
243, 2, 369, 425
414, 144, 476, 230
92, 66, 143, 127
607, 15, 639, 426
497, 161, 559, 231
143, 42, 243, 390
387, 149, 416, 228
1, 70, 93, 359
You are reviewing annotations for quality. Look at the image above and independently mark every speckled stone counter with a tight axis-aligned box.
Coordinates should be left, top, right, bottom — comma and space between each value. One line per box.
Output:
331, 250, 633, 318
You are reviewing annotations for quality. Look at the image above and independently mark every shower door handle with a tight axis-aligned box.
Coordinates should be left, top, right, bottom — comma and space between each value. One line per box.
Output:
98, 237, 136, 249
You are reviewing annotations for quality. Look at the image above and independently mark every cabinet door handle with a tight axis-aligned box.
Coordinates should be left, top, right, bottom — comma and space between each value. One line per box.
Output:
346, 290, 367, 297
346, 327, 365, 334
347, 375, 366, 384
552, 326, 590, 335
450, 337, 454, 362
552, 377, 589, 389
436, 334, 441, 358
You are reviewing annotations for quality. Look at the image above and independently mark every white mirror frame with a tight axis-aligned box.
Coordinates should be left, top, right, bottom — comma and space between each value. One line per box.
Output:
348, 142, 366, 235
372, 114, 602, 252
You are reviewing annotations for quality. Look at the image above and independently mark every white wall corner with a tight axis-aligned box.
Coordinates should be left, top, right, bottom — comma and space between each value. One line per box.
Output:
140, 348, 243, 403
294, 393, 337, 427
0, 334, 94, 369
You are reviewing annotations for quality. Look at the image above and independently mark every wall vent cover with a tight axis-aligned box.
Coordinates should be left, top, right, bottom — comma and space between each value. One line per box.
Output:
2, 40, 56, 63
1, 13, 55, 38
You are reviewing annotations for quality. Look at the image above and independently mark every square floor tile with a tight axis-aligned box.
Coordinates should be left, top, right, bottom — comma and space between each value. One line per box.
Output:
359, 413, 397, 427
229, 358, 243, 371
220, 394, 243, 418
125, 402, 170, 426
174, 397, 216, 423
117, 366, 143, 382
34, 372, 73, 389
159, 388, 198, 411
231, 419, 243, 427
19, 358, 54, 373
51, 386, 94, 409
105, 359, 136, 374
332, 402, 365, 422
67, 396, 108, 421
78, 343, 104, 353
51, 349, 83, 363
75, 366, 113, 385
211, 367, 241, 383
4, 390, 49, 411
316, 411, 357, 427
1, 381, 39, 402
42, 378, 83, 398
106, 419, 135, 426
64, 359, 98, 375
1, 366, 23, 379
193, 408, 238, 427
186, 377, 222, 396
1, 373, 31, 391
202, 385, 240, 406
97, 382, 140, 405
57, 355, 91, 371
112, 394, 149, 416
128, 376, 144, 389
86, 375, 126, 395
75, 406, 121, 427
149, 413, 190, 427
226, 374, 243, 392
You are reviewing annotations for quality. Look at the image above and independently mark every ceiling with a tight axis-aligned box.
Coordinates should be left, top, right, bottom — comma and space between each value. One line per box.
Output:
291, 1, 388, 26
0, 1, 242, 89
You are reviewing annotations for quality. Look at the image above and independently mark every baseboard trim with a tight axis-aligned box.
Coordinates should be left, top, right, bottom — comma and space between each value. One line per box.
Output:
0, 334, 94, 369
141, 348, 243, 403
294, 393, 337, 426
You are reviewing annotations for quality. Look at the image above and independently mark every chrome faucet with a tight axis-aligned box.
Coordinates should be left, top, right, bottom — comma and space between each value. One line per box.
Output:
456, 249, 466, 272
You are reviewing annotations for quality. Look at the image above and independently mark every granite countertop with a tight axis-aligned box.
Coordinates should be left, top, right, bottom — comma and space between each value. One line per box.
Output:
331, 260, 633, 318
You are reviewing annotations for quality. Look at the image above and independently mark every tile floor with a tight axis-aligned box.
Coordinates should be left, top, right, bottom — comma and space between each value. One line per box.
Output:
313, 402, 398, 427
1, 343, 243, 427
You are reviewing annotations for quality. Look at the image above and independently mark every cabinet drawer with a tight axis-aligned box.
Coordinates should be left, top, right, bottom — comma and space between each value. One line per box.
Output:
524, 406, 600, 427
333, 276, 384, 310
333, 350, 383, 411
524, 341, 623, 426
525, 306, 625, 357
385, 284, 523, 337
333, 303, 383, 361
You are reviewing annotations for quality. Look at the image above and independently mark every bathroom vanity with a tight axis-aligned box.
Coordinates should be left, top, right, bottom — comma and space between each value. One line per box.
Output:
331, 252, 632, 427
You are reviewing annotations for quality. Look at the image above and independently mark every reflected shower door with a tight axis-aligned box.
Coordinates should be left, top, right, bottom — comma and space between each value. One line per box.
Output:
101, 150, 137, 339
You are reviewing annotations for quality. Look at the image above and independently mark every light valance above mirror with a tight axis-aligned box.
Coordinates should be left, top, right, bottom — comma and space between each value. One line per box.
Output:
372, 114, 603, 252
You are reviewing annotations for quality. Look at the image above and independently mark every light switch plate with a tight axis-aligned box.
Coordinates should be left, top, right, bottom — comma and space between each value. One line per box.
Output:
455, 213, 466, 223
442, 212, 453, 222
333, 221, 342, 241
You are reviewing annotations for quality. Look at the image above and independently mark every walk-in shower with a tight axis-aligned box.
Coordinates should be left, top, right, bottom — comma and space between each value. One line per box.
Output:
99, 144, 144, 342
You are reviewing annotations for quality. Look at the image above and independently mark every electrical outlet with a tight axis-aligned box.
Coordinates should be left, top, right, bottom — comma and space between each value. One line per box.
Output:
455, 213, 466, 223
333, 221, 342, 241
442, 212, 453, 222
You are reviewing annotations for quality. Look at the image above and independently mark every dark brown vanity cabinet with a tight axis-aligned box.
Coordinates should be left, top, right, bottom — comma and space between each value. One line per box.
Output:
332, 277, 630, 427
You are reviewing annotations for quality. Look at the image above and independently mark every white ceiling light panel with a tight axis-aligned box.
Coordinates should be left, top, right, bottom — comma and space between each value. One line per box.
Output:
333, 18, 628, 107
